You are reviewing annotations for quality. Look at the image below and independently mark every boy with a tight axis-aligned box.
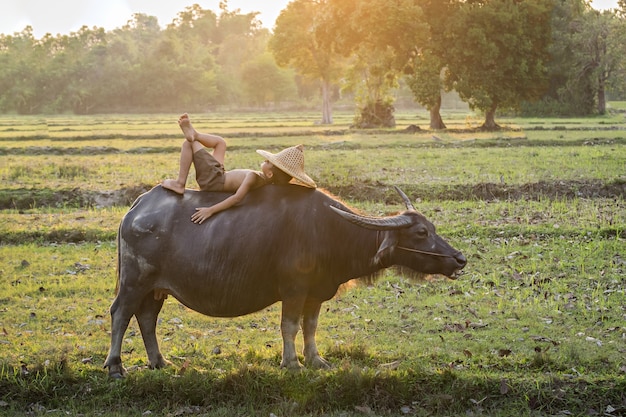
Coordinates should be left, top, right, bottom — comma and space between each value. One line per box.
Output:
162, 114, 316, 224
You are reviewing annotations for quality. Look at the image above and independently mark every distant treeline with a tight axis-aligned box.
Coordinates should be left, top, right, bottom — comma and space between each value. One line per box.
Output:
0, 5, 304, 115
0, 1, 624, 122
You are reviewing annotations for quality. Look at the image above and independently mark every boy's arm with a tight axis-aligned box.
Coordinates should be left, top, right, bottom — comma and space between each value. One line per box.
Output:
190, 173, 257, 224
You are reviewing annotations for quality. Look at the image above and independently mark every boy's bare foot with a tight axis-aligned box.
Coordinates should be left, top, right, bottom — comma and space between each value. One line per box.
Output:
178, 113, 196, 142
161, 179, 185, 194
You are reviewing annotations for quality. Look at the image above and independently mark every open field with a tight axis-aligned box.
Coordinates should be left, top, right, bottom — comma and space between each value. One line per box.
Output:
0, 110, 625, 416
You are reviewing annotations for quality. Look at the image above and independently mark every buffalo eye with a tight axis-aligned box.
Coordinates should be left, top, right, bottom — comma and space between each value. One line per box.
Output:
415, 225, 429, 238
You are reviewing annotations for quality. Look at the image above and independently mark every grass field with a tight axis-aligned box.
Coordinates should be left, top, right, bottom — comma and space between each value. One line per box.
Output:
0, 109, 625, 416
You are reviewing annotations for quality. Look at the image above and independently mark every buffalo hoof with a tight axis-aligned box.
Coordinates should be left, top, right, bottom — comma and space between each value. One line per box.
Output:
106, 365, 126, 379
280, 358, 303, 370
148, 355, 172, 369
104, 357, 126, 378
307, 355, 331, 370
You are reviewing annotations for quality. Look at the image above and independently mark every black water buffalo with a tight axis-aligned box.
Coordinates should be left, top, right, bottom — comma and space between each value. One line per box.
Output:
104, 185, 466, 377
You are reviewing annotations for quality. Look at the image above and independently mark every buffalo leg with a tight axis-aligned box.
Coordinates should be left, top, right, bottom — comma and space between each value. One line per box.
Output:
104, 289, 145, 378
279, 297, 305, 369
302, 298, 330, 369
135, 293, 170, 370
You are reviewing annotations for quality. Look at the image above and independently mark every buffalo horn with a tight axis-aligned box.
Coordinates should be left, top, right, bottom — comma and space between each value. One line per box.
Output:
330, 205, 412, 230
394, 186, 416, 211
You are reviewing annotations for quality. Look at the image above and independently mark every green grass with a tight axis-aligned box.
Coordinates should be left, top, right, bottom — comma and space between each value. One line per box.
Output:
1, 233, 624, 413
2, 135, 624, 194
0, 234, 624, 415
607, 101, 626, 111
0, 110, 625, 416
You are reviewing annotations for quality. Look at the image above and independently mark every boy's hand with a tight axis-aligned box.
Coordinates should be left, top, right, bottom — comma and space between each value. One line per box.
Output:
191, 207, 214, 224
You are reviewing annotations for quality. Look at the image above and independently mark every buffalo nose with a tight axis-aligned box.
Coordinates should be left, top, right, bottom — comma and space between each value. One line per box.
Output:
454, 252, 467, 268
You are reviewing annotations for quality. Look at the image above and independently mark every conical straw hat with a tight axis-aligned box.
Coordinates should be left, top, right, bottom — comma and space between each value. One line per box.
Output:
256, 144, 316, 188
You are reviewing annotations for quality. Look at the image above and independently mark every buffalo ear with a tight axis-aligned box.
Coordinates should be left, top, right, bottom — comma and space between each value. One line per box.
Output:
374, 233, 398, 266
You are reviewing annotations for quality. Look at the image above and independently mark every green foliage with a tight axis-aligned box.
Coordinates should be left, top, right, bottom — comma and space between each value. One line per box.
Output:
0, 6, 291, 114
443, 0, 552, 128
520, 95, 593, 117
322, 0, 427, 126
241, 54, 297, 107
2, 0, 626, 124
353, 100, 396, 128
269, 0, 344, 124
403, 0, 458, 128
525, 0, 626, 116
405, 50, 445, 110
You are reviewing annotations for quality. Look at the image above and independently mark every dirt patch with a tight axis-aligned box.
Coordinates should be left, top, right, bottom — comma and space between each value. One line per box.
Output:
1, 184, 154, 210
2, 180, 623, 210
89, 185, 155, 207
333, 179, 626, 203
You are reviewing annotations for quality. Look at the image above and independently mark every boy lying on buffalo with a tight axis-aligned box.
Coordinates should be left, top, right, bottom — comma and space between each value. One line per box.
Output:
162, 114, 316, 224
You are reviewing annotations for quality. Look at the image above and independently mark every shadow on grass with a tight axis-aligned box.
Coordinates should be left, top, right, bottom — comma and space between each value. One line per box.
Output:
1, 353, 624, 416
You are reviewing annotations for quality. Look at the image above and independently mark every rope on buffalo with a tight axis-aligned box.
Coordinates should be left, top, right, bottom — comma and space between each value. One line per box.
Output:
396, 246, 456, 258
376, 231, 456, 260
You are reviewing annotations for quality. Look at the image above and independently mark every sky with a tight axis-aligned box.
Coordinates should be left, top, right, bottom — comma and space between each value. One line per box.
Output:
0, 0, 620, 38
0, 0, 291, 38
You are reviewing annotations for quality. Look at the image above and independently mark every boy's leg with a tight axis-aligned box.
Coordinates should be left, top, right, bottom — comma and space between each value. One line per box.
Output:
194, 133, 226, 166
179, 114, 226, 165
162, 141, 197, 194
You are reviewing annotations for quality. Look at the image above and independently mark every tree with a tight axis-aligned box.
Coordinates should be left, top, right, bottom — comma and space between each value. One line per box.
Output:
56, 26, 108, 114
325, 0, 428, 127
269, 0, 343, 124
0, 27, 50, 114
241, 53, 297, 106
606, 15, 626, 100
606, 15, 626, 101
108, 13, 166, 111
211, 5, 270, 107
443, 0, 552, 129
405, 0, 458, 129
531, 0, 595, 116
537, 2, 626, 115
341, 45, 400, 127
571, 9, 626, 114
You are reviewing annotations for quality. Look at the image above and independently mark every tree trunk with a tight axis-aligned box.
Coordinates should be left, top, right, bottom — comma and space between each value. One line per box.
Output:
481, 104, 500, 130
321, 79, 333, 124
429, 94, 446, 129
597, 76, 606, 115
